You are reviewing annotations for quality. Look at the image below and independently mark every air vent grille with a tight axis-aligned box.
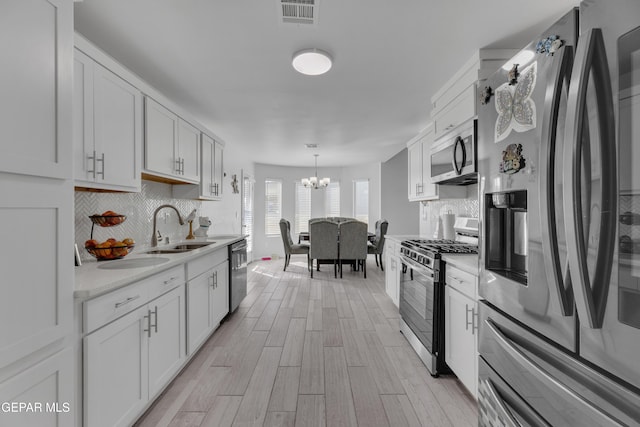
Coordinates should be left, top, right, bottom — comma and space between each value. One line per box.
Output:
280, 0, 318, 25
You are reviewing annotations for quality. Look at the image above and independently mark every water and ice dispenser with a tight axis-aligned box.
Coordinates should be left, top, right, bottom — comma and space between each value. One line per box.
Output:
485, 190, 528, 285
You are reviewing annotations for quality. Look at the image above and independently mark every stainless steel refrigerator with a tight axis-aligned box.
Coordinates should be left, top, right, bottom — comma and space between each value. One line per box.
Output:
477, 1, 640, 425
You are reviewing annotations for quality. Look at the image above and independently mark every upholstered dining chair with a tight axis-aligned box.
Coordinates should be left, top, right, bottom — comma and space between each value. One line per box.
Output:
309, 219, 339, 278
368, 219, 388, 270
338, 220, 368, 278
279, 219, 309, 271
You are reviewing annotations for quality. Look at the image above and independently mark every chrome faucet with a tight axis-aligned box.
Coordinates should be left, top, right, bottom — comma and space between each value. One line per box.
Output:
151, 204, 185, 247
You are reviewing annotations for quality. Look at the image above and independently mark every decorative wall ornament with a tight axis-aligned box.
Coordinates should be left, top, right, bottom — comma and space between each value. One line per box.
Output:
480, 86, 493, 105
231, 174, 239, 193
536, 35, 564, 56
494, 62, 537, 142
507, 64, 520, 85
499, 143, 526, 174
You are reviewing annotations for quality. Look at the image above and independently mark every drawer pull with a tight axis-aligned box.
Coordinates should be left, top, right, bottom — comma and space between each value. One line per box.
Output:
163, 276, 179, 285
114, 295, 140, 309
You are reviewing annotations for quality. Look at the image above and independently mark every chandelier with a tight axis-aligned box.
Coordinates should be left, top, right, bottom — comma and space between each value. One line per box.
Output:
302, 154, 330, 189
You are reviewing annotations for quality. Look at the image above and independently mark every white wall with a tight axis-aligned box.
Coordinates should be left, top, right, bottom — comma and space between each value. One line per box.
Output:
253, 162, 382, 259
381, 148, 419, 235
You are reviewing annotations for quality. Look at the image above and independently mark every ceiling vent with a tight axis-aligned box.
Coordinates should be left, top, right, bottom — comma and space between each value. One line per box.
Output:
280, 0, 318, 26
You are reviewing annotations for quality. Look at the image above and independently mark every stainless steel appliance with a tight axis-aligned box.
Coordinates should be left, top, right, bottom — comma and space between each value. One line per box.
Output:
399, 236, 478, 376
229, 239, 247, 313
430, 119, 477, 185
477, 2, 640, 425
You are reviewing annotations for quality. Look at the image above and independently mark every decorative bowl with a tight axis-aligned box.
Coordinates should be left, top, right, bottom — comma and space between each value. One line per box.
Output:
89, 214, 126, 227
86, 243, 135, 261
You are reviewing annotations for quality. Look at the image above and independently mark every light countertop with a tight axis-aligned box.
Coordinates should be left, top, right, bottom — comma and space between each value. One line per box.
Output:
75, 235, 245, 300
441, 254, 479, 276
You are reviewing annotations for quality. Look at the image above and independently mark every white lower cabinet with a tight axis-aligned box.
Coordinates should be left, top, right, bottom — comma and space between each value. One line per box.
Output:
186, 249, 229, 354
83, 268, 186, 427
384, 239, 401, 307
0, 348, 74, 427
444, 264, 478, 398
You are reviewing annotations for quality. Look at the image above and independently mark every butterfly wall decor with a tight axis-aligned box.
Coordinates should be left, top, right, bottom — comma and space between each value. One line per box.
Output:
494, 62, 537, 143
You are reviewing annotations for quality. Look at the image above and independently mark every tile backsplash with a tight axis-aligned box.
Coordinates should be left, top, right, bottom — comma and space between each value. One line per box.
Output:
419, 185, 479, 238
75, 180, 217, 261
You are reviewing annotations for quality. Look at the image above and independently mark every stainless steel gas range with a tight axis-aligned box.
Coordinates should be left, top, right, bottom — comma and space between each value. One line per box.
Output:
398, 224, 478, 377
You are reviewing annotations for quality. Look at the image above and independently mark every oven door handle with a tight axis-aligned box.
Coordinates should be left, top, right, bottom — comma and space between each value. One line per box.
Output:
401, 257, 434, 278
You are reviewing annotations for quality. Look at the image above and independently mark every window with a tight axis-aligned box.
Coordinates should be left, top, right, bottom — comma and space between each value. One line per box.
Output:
294, 181, 311, 234
353, 179, 369, 225
325, 181, 340, 217
265, 179, 282, 236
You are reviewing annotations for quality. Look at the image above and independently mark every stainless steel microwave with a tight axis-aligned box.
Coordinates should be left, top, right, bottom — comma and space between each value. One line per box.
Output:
430, 120, 477, 185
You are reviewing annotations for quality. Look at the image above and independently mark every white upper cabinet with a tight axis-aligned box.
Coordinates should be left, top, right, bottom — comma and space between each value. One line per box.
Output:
0, 0, 73, 180
144, 97, 200, 184
74, 49, 142, 192
431, 49, 518, 141
177, 119, 200, 182
173, 132, 224, 200
202, 133, 224, 199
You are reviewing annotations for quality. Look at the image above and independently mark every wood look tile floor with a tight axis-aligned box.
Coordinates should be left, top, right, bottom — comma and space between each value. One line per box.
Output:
134, 257, 478, 427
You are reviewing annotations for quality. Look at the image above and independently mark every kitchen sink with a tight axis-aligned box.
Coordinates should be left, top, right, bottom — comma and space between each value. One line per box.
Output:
144, 242, 215, 255
172, 243, 214, 250
97, 257, 171, 270
145, 249, 191, 254
210, 234, 240, 239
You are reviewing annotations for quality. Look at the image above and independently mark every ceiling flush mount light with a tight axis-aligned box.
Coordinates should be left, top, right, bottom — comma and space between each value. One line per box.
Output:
302, 154, 330, 189
292, 49, 332, 75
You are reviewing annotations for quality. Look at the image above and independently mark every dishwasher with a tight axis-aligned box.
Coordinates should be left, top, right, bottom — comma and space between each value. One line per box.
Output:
229, 239, 247, 313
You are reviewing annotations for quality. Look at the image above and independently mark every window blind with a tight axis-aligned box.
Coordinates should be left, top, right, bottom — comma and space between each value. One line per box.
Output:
353, 179, 369, 225
325, 181, 340, 217
294, 182, 311, 234
265, 180, 282, 235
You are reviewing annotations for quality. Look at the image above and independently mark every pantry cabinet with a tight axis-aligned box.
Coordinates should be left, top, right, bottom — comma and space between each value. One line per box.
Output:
144, 97, 200, 184
83, 267, 186, 427
407, 126, 465, 201
444, 264, 479, 398
186, 249, 229, 354
73, 49, 142, 192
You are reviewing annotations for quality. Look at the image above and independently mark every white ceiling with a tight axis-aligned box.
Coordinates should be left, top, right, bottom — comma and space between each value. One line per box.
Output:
74, 0, 578, 168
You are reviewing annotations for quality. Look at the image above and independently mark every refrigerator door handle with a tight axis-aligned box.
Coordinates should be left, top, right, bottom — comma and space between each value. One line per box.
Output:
562, 28, 617, 329
539, 45, 574, 316
478, 379, 523, 427
485, 317, 623, 426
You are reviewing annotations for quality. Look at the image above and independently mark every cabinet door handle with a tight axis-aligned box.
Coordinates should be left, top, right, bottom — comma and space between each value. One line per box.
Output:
151, 305, 158, 334
214, 271, 218, 289
466, 305, 478, 334
87, 151, 97, 179
143, 309, 152, 338
181, 158, 185, 175
115, 295, 140, 309
209, 273, 215, 288
96, 152, 105, 179
175, 158, 181, 174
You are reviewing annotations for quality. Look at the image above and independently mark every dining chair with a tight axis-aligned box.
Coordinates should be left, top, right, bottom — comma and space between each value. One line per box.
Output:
309, 219, 339, 278
368, 219, 388, 270
279, 219, 309, 271
338, 220, 368, 278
